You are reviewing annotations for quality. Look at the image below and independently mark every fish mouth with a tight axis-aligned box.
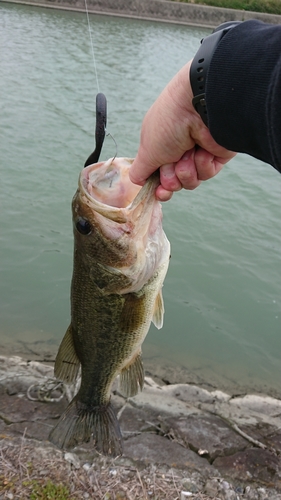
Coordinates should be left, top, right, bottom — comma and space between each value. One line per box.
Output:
79, 158, 159, 224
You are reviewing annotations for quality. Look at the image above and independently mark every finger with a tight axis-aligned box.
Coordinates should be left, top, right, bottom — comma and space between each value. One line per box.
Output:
174, 149, 202, 190
155, 185, 174, 202
159, 163, 182, 192
194, 148, 235, 181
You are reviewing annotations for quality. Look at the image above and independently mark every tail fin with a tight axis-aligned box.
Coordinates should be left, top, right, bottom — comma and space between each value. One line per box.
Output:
49, 396, 123, 457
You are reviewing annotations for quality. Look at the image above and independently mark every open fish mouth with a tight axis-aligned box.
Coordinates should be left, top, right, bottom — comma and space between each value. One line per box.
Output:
81, 157, 141, 208
79, 157, 159, 224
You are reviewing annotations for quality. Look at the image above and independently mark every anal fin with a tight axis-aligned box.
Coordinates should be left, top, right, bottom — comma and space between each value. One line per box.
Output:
54, 325, 80, 384
119, 351, 144, 398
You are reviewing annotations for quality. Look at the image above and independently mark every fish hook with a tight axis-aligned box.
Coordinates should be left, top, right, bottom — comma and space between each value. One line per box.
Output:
84, 92, 107, 168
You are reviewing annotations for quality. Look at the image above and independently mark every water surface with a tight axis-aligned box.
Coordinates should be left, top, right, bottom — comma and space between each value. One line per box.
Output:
1, 3, 280, 395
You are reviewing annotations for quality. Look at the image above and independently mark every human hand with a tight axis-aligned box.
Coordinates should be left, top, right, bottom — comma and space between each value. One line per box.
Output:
129, 61, 236, 201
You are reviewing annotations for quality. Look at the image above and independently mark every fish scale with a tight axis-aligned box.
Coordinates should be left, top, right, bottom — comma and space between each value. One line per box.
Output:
49, 157, 170, 456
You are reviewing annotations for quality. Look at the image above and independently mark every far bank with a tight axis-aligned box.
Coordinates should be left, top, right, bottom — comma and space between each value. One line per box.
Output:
1, 0, 281, 27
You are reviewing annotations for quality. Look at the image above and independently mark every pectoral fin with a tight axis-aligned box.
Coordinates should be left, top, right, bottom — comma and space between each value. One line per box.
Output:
54, 325, 80, 383
152, 290, 164, 329
119, 352, 144, 398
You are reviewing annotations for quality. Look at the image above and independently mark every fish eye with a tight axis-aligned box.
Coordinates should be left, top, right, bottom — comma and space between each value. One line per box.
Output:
75, 217, 92, 235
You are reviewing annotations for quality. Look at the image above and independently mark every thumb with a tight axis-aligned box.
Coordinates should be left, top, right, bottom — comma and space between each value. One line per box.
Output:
129, 152, 158, 186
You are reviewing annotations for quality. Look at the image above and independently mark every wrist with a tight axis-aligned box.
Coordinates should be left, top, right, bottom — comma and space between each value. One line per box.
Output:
190, 22, 242, 126
170, 61, 203, 126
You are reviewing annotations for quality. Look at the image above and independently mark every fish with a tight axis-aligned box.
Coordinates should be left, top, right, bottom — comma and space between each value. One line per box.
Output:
49, 157, 170, 456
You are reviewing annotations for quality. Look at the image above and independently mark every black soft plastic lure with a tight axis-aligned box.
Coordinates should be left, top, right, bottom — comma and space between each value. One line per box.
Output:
84, 92, 107, 168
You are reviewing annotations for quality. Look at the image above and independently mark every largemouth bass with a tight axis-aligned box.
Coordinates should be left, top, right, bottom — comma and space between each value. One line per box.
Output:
49, 157, 170, 456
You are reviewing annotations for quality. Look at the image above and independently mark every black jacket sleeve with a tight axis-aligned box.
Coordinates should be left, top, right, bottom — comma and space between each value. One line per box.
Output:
205, 20, 281, 174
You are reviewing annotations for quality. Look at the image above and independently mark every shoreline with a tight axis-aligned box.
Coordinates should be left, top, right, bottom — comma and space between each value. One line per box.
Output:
1, 0, 281, 28
1, 339, 280, 400
1, 354, 281, 497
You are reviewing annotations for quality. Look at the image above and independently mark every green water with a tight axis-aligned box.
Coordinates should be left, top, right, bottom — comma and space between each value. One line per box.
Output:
1, 3, 280, 395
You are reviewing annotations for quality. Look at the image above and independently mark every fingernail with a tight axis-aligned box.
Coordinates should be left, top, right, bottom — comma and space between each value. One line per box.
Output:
161, 163, 175, 178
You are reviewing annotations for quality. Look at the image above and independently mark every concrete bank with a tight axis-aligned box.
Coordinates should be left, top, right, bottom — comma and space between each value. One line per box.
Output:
1, 0, 281, 28
1, 355, 281, 497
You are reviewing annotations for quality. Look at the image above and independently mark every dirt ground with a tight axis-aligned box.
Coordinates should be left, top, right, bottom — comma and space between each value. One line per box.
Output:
0, 437, 205, 500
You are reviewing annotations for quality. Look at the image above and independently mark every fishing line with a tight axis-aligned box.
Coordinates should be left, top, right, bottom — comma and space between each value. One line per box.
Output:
83, 0, 119, 160
84, 0, 100, 93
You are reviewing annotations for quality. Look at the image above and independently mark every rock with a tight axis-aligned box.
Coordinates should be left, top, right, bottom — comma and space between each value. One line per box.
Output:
181, 480, 199, 493
0, 391, 67, 442
130, 389, 203, 418
64, 452, 81, 469
0, 391, 67, 424
235, 486, 244, 494
264, 430, 281, 453
8, 420, 52, 441
0, 419, 8, 434
230, 395, 281, 417
123, 433, 214, 474
5, 379, 25, 396
82, 463, 91, 471
160, 383, 230, 405
204, 478, 219, 497
224, 491, 239, 500
221, 480, 230, 490
39, 469, 49, 476
0, 356, 54, 396
164, 413, 249, 460
213, 448, 281, 488
1, 355, 281, 496
207, 396, 281, 431
256, 487, 268, 500
119, 405, 160, 434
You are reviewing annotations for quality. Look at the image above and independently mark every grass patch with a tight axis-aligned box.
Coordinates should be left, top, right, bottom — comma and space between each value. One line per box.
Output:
1, 475, 73, 500
170, 0, 281, 15
29, 480, 72, 500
